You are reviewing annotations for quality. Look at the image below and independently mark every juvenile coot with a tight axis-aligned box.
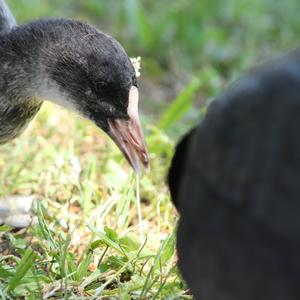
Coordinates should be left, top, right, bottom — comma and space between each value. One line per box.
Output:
0, 1, 149, 226
168, 50, 300, 300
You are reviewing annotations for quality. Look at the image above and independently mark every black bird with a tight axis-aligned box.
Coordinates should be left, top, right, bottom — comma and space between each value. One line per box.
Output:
168, 50, 300, 300
0, 1, 149, 226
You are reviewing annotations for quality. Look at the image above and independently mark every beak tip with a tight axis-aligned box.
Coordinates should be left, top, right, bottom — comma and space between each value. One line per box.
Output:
132, 160, 150, 176
144, 162, 150, 174
134, 166, 142, 176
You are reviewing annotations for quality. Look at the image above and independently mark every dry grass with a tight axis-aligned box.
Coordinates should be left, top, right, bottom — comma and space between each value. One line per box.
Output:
0, 102, 189, 299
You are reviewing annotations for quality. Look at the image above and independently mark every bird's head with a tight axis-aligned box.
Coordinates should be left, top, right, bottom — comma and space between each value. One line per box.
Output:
36, 20, 149, 173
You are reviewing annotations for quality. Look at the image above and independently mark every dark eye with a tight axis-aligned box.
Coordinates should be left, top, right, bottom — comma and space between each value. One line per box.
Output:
91, 80, 108, 94
99, 81, 111, 93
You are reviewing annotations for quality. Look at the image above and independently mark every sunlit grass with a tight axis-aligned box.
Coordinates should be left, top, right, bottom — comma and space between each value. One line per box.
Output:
0, 103, 189, 299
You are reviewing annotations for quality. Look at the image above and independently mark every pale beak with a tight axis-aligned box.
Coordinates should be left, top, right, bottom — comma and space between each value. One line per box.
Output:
108, 86, 150, 174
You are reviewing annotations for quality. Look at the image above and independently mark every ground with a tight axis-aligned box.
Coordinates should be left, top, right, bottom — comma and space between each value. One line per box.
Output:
0, 102, 189, 299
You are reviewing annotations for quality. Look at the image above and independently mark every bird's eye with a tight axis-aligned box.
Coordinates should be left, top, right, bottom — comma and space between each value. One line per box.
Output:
92, 80, 109, 95
98, 81, 110, 91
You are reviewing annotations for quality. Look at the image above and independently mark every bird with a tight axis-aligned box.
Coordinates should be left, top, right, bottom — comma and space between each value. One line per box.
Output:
168, 50, 300, 300
0, 0, 149, 227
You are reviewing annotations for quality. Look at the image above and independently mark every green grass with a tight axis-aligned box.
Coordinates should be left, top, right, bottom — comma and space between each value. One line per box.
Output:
0, 103, 187, 299
2, 0, 300, 298
8, 0, 300, 78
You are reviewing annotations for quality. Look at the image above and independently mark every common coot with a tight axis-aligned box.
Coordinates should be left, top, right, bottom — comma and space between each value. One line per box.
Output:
0, 0, 149, 227
168, 50, 300, 300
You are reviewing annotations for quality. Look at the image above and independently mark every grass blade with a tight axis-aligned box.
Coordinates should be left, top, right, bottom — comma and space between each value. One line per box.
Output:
7, 248, 37, 292
158, 78, 201, 130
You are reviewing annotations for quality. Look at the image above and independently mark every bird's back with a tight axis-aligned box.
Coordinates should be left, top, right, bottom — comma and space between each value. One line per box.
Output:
169, 50, 300, 300
0, 1, 45, 144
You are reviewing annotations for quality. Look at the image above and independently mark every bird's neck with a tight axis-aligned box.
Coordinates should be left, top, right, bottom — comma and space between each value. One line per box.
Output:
0, 19, 82, 103
0, 49, 45, 143
0, 23, 75, 143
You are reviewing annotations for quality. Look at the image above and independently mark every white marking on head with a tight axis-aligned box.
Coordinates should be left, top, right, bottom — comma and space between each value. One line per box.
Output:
128, 86, 139, 119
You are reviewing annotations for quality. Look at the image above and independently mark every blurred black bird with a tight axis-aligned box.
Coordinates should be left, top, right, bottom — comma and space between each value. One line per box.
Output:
0, 0, 149, 226
168, 50, 300, 300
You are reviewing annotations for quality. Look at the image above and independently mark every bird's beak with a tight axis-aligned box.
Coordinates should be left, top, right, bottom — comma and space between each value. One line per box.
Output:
108, 86, 150, 174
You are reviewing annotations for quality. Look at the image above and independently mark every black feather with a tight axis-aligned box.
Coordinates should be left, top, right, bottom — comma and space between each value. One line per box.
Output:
169, 50, 300, 300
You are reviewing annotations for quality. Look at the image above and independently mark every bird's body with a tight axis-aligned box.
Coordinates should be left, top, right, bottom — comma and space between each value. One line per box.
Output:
0, 22, 42, 143
168, 51, 300, 299
0, 1, 149, 226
